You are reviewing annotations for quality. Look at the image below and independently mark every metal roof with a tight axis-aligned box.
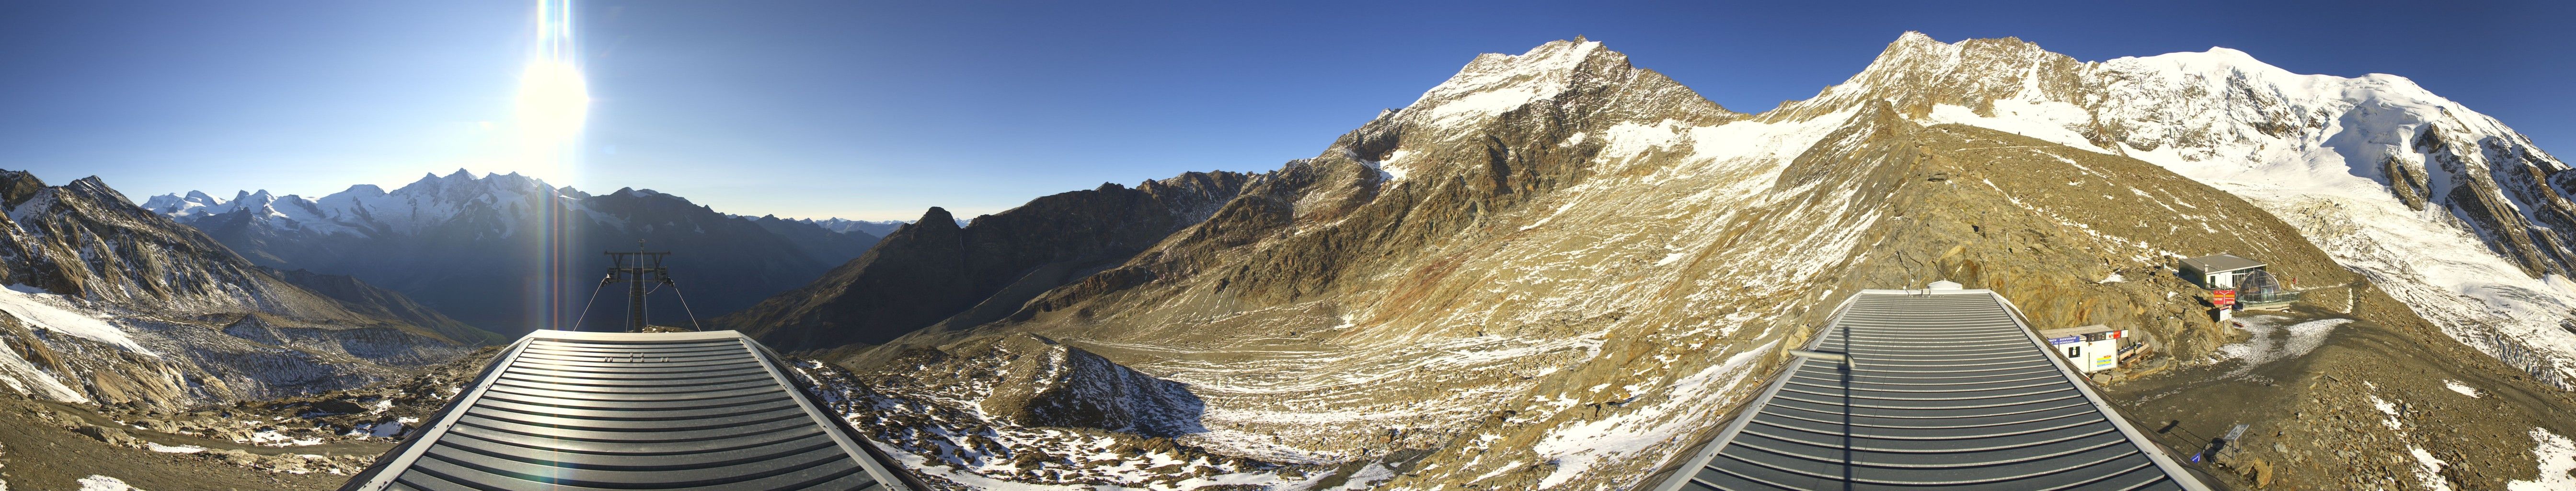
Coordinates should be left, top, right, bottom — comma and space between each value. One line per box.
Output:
2178, 254, 2266, 274
337, 330, 920, 491
1654, 289, 2208, 491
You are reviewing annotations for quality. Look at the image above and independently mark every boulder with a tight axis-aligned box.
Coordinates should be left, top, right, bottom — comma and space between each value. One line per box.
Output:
75, 425, 145, 449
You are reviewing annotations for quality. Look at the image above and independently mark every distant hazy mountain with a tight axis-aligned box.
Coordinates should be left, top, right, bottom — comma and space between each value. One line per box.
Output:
145, 170, 880, 335
0, 169, 493, 410
782, 217, 911, 237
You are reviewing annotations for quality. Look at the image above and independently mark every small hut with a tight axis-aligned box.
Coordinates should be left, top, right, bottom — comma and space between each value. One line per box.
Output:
2039, 324, 2129, 374
2178, 253, 2266, 289
2179, 253, 2299, 310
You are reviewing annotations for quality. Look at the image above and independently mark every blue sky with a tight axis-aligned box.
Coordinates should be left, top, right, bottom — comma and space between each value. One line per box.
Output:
1, 0, 2568, 221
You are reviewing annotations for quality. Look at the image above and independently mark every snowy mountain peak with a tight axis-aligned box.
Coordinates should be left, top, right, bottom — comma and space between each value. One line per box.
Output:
1781, 33, 2079, 120
1403, 37, 1620, 128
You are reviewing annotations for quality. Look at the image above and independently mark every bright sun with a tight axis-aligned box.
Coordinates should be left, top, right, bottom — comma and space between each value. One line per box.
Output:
513, 0, 587, 175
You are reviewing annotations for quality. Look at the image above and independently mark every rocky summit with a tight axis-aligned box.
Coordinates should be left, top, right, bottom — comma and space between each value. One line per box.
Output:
752, 35, 2576, 490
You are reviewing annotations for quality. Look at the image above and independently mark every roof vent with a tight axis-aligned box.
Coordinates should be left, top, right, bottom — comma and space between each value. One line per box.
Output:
1928, 280, 1963, 290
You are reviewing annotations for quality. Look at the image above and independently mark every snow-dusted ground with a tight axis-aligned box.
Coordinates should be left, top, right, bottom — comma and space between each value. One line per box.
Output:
2214, 316, 2349, 379
0, 284, 152, 354
2512, 428, 2576, 491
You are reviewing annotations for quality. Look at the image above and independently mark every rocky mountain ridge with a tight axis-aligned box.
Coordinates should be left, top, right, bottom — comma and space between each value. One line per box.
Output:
716, 171, 1253, 352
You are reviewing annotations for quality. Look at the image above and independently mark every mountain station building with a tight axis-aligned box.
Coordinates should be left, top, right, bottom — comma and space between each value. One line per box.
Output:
2179, 253, 2266, 289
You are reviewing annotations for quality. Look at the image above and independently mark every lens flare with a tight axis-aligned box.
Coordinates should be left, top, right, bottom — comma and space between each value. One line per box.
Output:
518, 0, 586, 333
515, 0, 587, 175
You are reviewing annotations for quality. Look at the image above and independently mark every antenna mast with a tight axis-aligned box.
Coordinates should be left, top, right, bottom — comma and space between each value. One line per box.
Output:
602, 239, 673, 332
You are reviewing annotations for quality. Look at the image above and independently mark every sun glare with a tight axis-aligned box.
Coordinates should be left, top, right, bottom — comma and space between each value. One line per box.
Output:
518, 0, 587, 332
514, 0, 587, 176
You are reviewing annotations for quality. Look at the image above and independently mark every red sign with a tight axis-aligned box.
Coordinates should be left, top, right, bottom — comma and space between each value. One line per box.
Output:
2213, 289, 2236, 306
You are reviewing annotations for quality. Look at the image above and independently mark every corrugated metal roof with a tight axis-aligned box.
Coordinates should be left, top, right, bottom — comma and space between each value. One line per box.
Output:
337, 330, 920, 491
1654, 289, 2208, 491
2179, 254, 2265, 274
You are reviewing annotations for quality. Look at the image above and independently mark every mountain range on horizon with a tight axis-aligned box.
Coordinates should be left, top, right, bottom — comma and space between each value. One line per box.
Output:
139, 169, 885, 335
3, 30, 2576, 491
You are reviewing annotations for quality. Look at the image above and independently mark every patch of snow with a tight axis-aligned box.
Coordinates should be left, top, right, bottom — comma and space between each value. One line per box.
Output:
0, 284, 153, 355
1923, 100, 2112, 154
2098, 272, 2125, 283
76, 475, 144, 491
2369, 394, 2403, 431
1529, 342, 1777, 488
2408, 445, 2454, 491
2214, 316, 2351, 378
2509, 428, 2576, 491
2447, 380, 2484, 398
145, 443, 206, 454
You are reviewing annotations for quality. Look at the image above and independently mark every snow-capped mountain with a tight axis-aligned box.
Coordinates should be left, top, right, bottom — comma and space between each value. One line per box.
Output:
0, 169, 491, 410
1792, 32, 2576, 397
146, 170, 882, 334
746, 35, 2576, 490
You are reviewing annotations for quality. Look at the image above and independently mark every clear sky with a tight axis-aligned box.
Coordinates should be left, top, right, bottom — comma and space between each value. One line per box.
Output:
2, 0, 2568, 221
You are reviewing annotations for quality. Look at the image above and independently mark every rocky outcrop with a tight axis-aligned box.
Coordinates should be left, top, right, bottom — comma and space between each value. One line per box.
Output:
977, 334, 1204, 437
719, 171, 1252, 351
